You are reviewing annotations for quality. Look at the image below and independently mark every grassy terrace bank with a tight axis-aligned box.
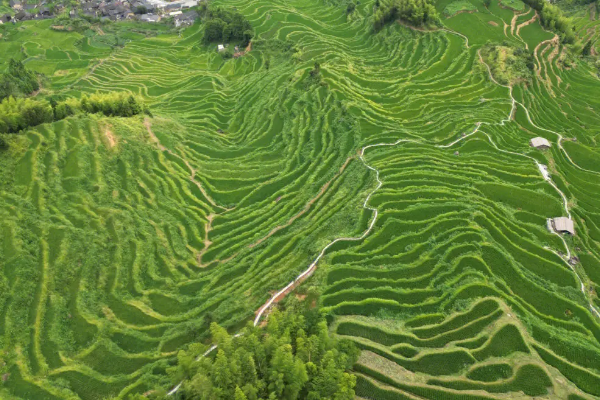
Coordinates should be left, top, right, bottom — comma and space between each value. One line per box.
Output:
1, 0, 600, 399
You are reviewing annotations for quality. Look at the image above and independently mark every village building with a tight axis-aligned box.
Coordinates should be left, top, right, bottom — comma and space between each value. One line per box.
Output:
173, 10, 197, 27
139, 13, 160, 22
530, 137, 551, 149
15, 10, 30, 20
217, 44, 225, 51
164, 2, 181, 12
9, 0, 22, 10
551, 217, 575, 235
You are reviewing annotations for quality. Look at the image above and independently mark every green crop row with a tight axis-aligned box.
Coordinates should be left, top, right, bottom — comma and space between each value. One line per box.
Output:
427, 364, 552, 396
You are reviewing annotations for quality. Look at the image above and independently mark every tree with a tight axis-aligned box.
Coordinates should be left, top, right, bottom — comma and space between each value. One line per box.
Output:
483, 0, 491, 8
212, 349, 233, 393
582, 40, 593, 56
372, 0, 439, 31
0, 59, 40, 101
310, 62, 321, 77
334, 373, 356, 400
204, 19, 226, 43
234, 386, 248, 400
173, 306, 359, 400
201, 6, 254, 45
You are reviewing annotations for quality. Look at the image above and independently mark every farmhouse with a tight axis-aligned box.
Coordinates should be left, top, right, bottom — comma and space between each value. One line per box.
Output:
551, 217, 575, 235
217, 44, 225, 51
139, 13, 160, 22
173, 10, 197, 27
15, 10, 30, 20
9, 0, 22, 10
165, 2, 181, 12
530, 137, 551, 149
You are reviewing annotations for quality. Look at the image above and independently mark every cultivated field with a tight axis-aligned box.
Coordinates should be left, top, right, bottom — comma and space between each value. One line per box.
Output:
1, 0, 600, 399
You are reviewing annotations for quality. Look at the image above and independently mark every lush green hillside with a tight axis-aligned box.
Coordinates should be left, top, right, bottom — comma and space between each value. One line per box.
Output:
0, 0, 600, 399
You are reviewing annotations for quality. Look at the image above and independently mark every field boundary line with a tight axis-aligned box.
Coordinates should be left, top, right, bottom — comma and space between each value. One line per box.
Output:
167, 26, 600, 397
143, 118, 231, 211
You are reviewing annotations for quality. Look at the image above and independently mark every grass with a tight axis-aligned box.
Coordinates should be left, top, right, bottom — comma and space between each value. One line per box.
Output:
0, 0, 600, 398
444, 0, 478, 18
498, 0, 525, 11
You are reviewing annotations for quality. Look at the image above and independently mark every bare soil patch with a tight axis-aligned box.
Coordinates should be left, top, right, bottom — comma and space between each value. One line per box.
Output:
104, 125, 117, 148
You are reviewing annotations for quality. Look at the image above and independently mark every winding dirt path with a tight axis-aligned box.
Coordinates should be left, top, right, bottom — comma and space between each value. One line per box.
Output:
478, 51, 600, 320
196, 213, 215, 268
144, 118, 231, 211
168, 26, 600, 397
511, 8, 531, 35
516, 13, 538, 38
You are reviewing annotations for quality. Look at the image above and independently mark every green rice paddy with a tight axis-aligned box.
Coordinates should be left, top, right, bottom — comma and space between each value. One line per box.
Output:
1, 0, 600, 398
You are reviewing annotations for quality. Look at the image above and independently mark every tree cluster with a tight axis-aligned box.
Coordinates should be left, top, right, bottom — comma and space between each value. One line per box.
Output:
582, 40, 593, 56
0, 97, 53, 134
0, 59, 41, 101
521, 0, 575, 43
481, 43, 534, 86
373, 0, 439, 31
0, 92, 146, 134
163, 306, 359, 400
201, 7, 253, 46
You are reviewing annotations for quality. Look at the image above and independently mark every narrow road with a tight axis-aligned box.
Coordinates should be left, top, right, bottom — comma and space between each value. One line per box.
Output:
168, 26, 600, 397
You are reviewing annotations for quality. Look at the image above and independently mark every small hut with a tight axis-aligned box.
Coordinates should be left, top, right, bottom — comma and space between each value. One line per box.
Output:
217, 44, 225, 52
530, 137, 551, 149
551, 217, 575, 235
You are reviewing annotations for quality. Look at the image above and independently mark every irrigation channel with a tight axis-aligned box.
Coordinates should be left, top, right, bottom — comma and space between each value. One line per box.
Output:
167, 30, 600, 396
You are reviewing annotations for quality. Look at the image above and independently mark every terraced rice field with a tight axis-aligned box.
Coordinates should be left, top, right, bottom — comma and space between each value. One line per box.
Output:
1, 0, 600, 399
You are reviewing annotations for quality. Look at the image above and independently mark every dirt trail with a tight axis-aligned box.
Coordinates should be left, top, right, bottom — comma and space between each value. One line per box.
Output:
249, 155, 354, 249
93, 25, 105, 36
516, 13, 538, 48
168, 26, 600, 398
533, 35, 558, 76
196, 213, 215, 268
76, 58, 108, 86
511, 9, 531, 35
251, 35, 600, 337
144, 118, 229, 211
234, 41, 253, 58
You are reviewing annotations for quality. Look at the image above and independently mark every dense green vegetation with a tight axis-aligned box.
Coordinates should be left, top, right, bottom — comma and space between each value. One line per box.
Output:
200, 6, 254, 45
1, 0, 600, 399
443, 0, 478, 17
0, 92, 146, 134
373, 0, 440, 30
0, 59, 41, 100
161, 304, 358, 400
521, 0, 576, 42
480, 42, 534, 85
